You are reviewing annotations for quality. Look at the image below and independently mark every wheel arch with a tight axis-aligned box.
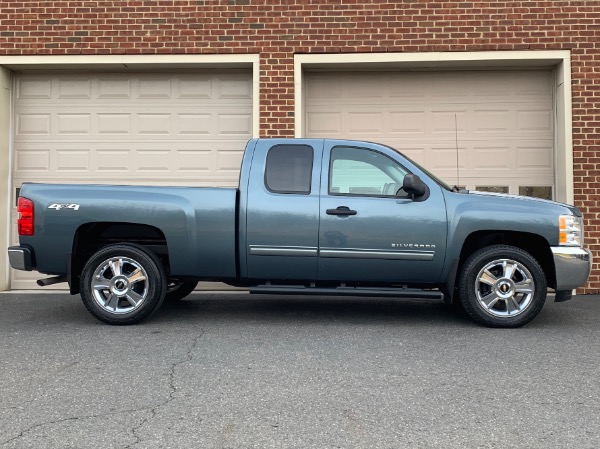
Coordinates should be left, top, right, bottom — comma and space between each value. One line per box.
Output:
69, 222, 170, 294
458, 230, 555, 289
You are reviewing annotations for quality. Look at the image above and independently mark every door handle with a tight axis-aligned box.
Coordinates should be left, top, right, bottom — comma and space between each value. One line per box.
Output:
326, 206, 357, 216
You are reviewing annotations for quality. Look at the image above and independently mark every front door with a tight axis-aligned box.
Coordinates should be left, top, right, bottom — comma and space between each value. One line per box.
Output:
318, 142, 447, 284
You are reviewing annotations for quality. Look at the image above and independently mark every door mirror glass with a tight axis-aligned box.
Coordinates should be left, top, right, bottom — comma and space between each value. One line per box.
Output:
403, 174, 428, 199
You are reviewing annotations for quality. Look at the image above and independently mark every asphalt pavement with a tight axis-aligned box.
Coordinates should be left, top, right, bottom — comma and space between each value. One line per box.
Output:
0, 291, 599, 448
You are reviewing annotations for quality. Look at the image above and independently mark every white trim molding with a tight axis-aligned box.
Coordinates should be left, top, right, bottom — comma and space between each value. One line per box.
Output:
294, 51, 573, 204
0, 66, 10, 291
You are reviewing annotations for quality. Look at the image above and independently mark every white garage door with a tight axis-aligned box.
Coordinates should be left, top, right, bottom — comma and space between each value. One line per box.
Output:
10, 70, 252, 289
305, 70, 554, 198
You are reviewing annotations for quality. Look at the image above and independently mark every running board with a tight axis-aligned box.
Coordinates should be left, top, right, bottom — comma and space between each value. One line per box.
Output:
249, 285, 442, 299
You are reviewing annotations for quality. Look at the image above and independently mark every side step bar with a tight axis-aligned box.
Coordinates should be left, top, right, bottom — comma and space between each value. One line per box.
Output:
249, 284, 443, 300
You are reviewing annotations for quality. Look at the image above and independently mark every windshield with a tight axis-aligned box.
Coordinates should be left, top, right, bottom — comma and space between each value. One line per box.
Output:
382, 143, 454, 192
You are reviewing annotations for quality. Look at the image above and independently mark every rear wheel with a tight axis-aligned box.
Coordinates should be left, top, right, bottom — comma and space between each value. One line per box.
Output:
165, 280, 198, 301
458, 245, 547, 328
80, 244, 167, 325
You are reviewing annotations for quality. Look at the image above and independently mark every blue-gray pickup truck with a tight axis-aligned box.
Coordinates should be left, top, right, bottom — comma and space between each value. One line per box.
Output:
8, 138, 592, 327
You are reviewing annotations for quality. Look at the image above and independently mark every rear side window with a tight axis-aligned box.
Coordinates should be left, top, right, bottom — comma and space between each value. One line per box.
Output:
265, 145, 313, 194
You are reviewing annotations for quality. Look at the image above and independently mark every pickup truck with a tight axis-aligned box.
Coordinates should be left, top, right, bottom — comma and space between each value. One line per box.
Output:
8, 138, 592, 328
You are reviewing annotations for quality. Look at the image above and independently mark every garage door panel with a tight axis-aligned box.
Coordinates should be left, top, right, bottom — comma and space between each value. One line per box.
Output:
217, 113, 253, 136
14, 148, 51, 173
471, 145, 515, 171
430, 110, 467, 134
516, 110, 553, 133
306, 112, 342, 135
472, 110, 511, 133
55, 149, 91, 173
138, 113, 173, 135
56, 113, 92, 135
138, 77, 173, 99
217, 150, 247, 173
347, 112, 385, 134
516, 145, 554, 171
389, 112, 426, 134
97, 78, 133, 99
16, 77, 53, 99
389, 75, 430, 98
305, 77, 341, 99
177, 113, 212, 135
97, 113, 133, 135
16, 113, 51, 136
216, 75, 253, 99
57, 78, 93, 99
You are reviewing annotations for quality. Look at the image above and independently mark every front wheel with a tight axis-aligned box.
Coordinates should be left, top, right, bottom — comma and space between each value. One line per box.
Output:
458, 245, 547, 328
79, 244, 167, 325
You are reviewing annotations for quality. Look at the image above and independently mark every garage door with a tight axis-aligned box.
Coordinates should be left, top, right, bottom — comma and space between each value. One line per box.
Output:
305, 70, 554, 199
10, 71, 252, 289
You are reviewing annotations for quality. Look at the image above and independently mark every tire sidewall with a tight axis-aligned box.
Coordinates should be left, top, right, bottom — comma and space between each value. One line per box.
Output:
459, 245, 547, 328
80, 244, 167, 325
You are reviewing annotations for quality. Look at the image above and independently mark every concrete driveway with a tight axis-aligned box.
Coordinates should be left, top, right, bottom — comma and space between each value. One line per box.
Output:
0, 292, 599, 448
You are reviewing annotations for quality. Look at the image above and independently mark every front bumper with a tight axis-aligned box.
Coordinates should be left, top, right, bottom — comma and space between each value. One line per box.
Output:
8, 246, 33, 271
551, 246, 592, 290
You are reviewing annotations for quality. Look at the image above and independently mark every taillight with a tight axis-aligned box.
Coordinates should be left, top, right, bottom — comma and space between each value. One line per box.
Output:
17, 197, 34, 236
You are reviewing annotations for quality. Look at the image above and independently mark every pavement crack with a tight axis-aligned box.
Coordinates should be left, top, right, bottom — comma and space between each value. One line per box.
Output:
126, 332, 204, 449
0, 407, 149, 447
1, 333, 204, 449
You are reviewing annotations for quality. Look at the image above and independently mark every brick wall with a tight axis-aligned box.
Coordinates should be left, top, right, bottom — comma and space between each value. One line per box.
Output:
1, 1, 599, 291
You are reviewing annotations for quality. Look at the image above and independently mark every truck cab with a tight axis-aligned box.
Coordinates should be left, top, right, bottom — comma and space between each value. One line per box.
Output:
240, 139, 447, 284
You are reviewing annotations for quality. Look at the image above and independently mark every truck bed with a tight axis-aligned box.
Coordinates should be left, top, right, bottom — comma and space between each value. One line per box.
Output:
17, 183, 239, 279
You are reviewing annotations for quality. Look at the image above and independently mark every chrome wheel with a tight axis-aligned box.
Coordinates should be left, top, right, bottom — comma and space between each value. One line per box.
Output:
91, 256, 149, 314
475, 258, 535, 318
459, 245, 547, 328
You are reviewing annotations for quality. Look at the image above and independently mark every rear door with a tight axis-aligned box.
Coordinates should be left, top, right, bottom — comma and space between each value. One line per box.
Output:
244, 139, 323, 280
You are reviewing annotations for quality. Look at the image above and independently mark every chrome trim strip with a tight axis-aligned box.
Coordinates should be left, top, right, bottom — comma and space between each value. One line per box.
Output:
550, 246, 590, 257
320, 248, 434, 261
249, 245, 318, 257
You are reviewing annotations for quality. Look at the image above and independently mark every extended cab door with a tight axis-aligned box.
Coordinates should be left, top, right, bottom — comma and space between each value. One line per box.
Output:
318, 141, 447, 284
243, 139, 323, 280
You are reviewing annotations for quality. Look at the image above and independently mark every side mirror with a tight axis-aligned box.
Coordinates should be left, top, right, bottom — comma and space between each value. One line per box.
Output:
402, 174, 428, 199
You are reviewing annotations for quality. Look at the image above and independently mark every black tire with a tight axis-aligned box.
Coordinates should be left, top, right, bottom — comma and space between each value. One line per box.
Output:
165, 280, 198, 301
79, 244, 167, 325
458, 245, 547, 328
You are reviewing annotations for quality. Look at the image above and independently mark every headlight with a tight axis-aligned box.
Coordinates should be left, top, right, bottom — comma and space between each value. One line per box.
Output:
559, 214, 583, 247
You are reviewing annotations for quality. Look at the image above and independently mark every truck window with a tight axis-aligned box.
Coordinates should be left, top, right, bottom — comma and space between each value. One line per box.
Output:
265, 144, 313, 194
329, 146, 409, 197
